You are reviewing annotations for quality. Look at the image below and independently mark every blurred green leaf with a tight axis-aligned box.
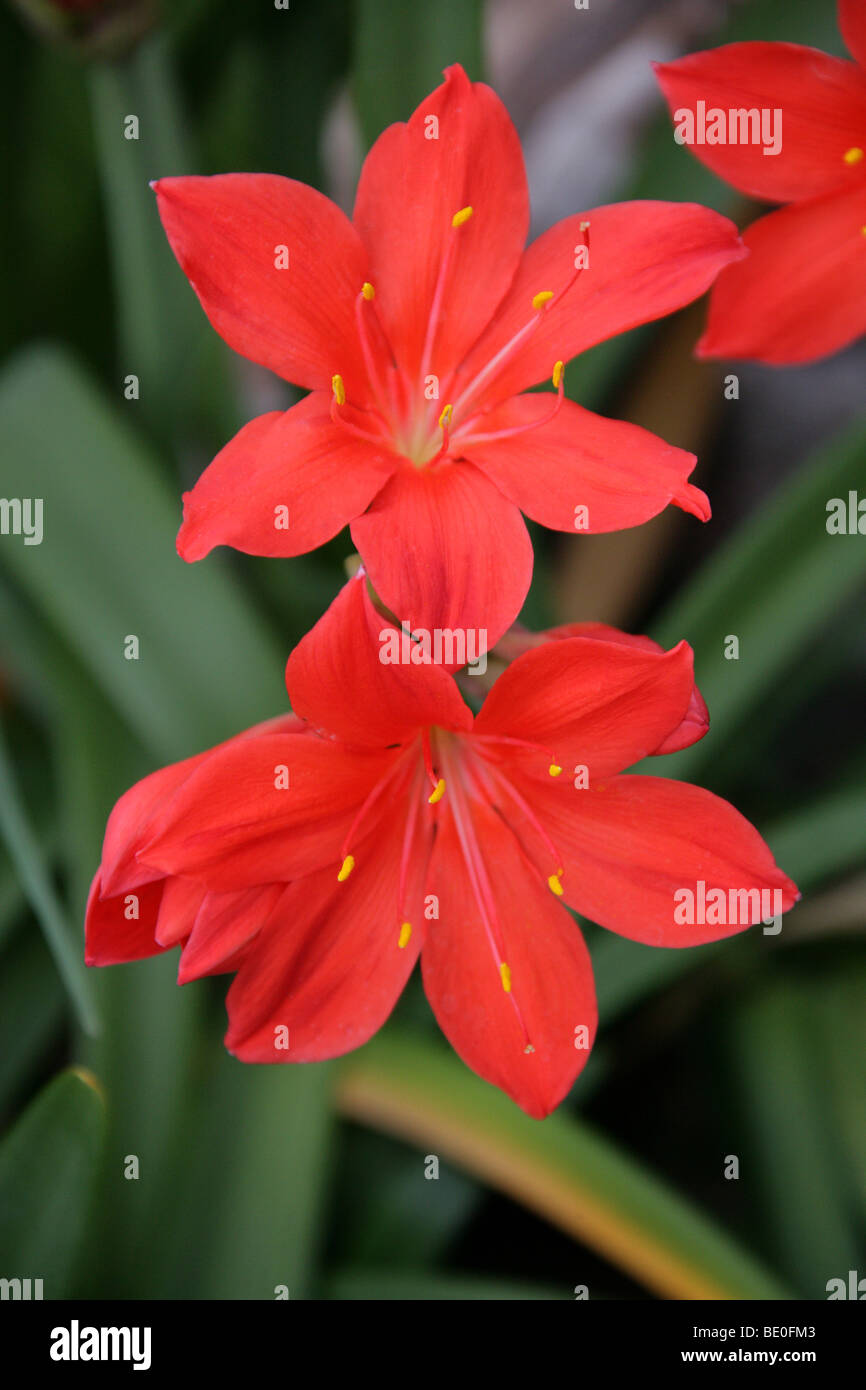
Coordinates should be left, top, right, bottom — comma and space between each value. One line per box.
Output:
353, 0, 482, 148
0, 1067, 105, 1297
0, 929, 65, 1114
326, 1268, 569, 1300
338, 1029, 791, 1299
0, 346, 286, 763
0, 721, 98, 1035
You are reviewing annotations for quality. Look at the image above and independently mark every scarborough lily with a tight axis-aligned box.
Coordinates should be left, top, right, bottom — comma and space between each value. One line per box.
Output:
154, 63, 744, 645
86, 574, 798, 1118
655, 0, 866, 363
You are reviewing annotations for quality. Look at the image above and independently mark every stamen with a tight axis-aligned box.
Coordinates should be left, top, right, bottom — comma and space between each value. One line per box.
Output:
457, 361, 565, 447
479, 755, 566, 896
548, 764, 562, 777
844, 147, 864, 165
428, 777, 446, 805
552, 360, 564, 390
362, 281, 376, 299
532, 290, 554, 310
331, 373, 346, 407
500, 962, 512, 992
427, 403, 454, 467
548, 871, 564, 897
452, 206, 474, 227
398, 921, 412, 949
418, 208, 475, 395
337, 854, 355, 882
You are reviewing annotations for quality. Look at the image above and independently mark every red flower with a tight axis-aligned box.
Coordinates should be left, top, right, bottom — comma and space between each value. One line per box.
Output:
154, 64, 743, 646
655, 0, 866, 364
86, 575, 798, 1118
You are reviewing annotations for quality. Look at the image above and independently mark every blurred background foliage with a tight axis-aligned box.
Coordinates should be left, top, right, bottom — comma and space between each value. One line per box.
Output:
0, 0, 864, 1300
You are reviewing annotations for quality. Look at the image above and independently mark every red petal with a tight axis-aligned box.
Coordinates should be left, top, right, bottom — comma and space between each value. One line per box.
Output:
84, 873, 168, 966
176, 392, 396, 562
178, 884, 284, 983
153, 875, 209, 948
460, 394, 709, 532
353, 64, 529, 383
839, 0, 866, 70
698, 187, 866, 363
422, 799, 597, 1118
351, 460, 532, 646
523, 774, 799, 946
140, 733, 397, 890
474, 635, 696, 778
451, 202, 744, 408
540, 623, 709, 755
154, 175, 370, 394
654, 44, 866, 203
285, 572, 473, 744
225, 793, 429, 1062
99, 752, 210, 896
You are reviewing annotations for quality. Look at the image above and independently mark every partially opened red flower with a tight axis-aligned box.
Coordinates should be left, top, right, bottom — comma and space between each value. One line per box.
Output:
153, 64, 744, 645
655, 0, 866, 363
86, 574, 798, 1118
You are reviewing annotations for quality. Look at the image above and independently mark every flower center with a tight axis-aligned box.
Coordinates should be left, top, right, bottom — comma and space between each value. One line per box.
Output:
328, 214, 591, 469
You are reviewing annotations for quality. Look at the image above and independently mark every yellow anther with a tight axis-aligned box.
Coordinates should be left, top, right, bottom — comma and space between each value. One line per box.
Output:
438, 403, 453, 429
361, 281, 375, 300
862, 226, 866, 237
552, 361, 564, 390
398, 921, 412, 949
428, 777, 446, 805
532, 290, 554, 310
844, 147, 864, 165
500, 962, 512, 993
452, 206, 474, 227
548, 871, 564, 897
337, 854, 355, 882
331, 374, 346, 407
548, 763, 562, 778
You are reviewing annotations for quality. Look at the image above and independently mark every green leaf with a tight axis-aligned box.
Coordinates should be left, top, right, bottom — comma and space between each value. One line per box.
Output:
353, 0, 483, 148
651, 419, 866, 784
0, 720, 99, 1036
0, 1068, 105, 1297
0, 346, 286, 763
337, 1030, 791, 1300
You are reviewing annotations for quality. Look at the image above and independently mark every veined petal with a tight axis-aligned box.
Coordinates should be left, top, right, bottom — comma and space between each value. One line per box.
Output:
351, 460, 532, 648
285, 572, 473, 745
154, 174, 370, 394
451, 202, 744, 408
178, 884, 284, 983
839, 0, 866, 71
176, 392, 396, 562
353, 64, 529, 383
538, 622, 709, 755
521, 774, 798, 946
460, 394, 709, 533
139, 734, 398, 890
474, 635, 696, 778
422, 799, 597, 1119
225, 788, 429, 1062
654, 43, 866, 203
698, 186, 866, 363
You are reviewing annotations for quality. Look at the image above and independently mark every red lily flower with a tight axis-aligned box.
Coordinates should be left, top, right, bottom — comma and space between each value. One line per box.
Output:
153, 64, 743, 646
86, 575, 798, 1118
655, 0, 866, 363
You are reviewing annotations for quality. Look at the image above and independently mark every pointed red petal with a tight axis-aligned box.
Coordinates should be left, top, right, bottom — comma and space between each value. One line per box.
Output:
353, 64, 529, 383
698, 187, 866, 363
451, 202, 744, 408
422, 799, 597, 1119
84, 873, 168, 966
351, 460, 532, 646
154, 175, 370, 393
285, 572, 473, 744
523, 774, 799, 946
177, 884, 284, 983
474, 635, 695, 778
460, 394, 709, 532
140, 733, 397, 890
839, 0, 866, 70
654, 43, 866, 203
225, 793, 429, 1061
176, 393, 396, 562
